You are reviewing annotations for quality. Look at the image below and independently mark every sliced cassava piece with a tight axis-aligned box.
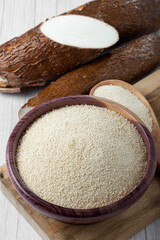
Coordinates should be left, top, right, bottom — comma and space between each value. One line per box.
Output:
0, 16, 118, 91
41, 15, 118, 49
19, 33, 160, 118
0, 0, 160, 91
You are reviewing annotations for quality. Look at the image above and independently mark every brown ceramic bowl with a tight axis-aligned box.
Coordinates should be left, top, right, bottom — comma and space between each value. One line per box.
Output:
6, 95, 157, 224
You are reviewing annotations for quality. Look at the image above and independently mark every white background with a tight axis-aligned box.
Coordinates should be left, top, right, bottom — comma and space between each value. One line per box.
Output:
0, 0, 160, 239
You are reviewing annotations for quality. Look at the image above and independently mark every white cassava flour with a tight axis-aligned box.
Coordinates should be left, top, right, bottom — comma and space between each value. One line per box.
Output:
16, 105, 147, 209
93, 85, 153, 132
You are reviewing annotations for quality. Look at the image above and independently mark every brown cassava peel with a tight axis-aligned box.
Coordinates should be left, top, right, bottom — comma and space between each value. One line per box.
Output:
0, 0, 160, 91
19, 33, 160, 118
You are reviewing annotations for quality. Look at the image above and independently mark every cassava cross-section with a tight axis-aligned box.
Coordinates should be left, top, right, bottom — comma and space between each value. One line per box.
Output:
41, 15, 118, 49
19, 33, 160, 119
0, 0, 160, 91
0, 15, 118, 90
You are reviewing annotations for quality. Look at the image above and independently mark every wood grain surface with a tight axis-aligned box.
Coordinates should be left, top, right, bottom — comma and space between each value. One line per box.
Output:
0, 0, 160, 240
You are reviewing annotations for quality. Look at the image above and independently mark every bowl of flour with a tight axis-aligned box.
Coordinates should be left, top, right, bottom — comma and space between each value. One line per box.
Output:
6, 95, 157, 224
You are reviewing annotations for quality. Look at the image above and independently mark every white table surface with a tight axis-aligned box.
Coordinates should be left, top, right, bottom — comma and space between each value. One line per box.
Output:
0, 0, 160, 239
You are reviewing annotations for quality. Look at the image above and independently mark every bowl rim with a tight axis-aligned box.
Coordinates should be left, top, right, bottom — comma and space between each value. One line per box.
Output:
89, 79, 159, 134
6, 95, 157, 223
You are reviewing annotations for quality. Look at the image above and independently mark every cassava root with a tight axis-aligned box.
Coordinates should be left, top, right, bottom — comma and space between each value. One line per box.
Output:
0, 0, 160, 90
19, 33, 160, 118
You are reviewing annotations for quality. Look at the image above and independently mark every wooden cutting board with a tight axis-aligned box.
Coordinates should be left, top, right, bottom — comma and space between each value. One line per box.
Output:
0, 70, 160, 240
